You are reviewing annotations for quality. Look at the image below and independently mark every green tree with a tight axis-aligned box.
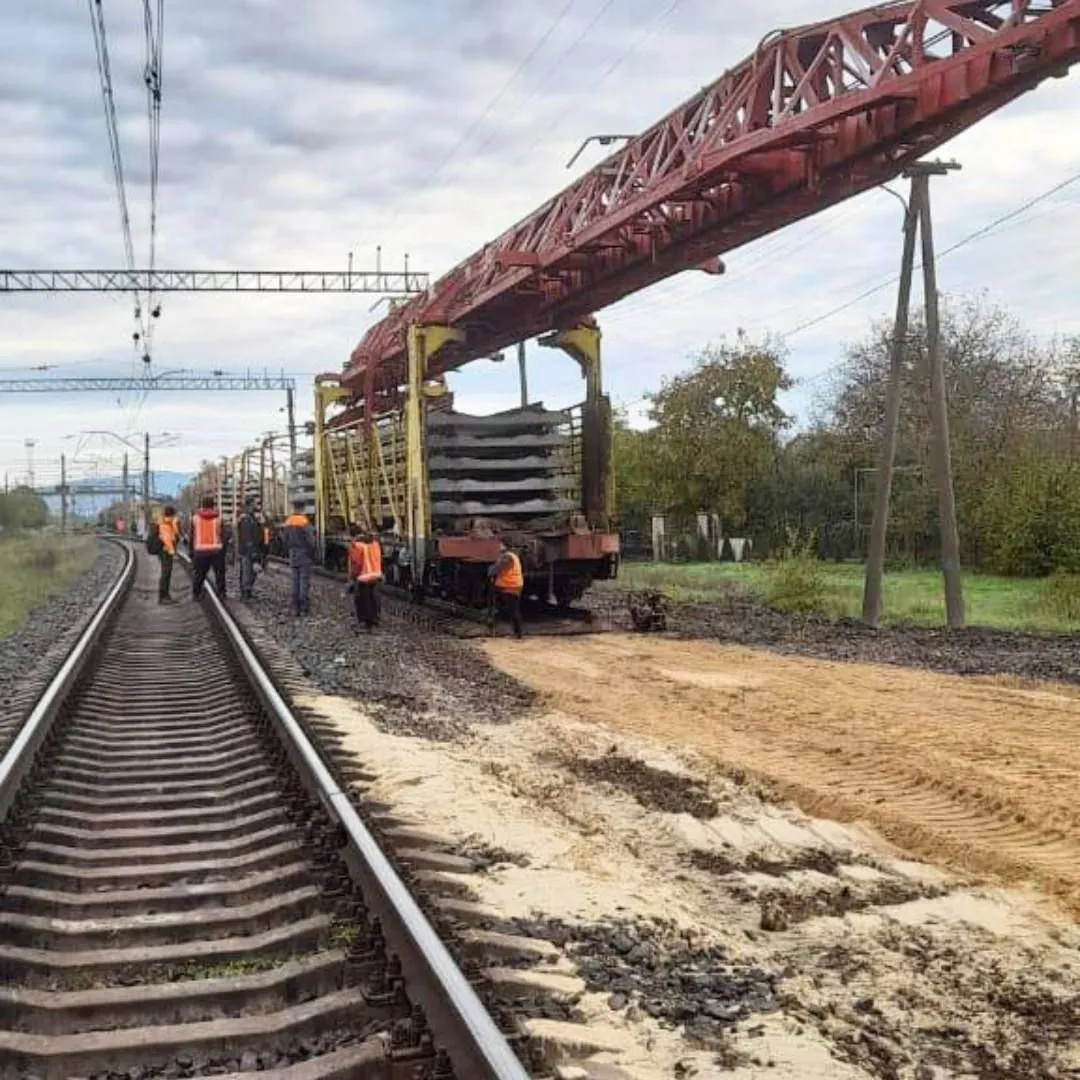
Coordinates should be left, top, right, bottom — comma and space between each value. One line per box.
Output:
611, 413, 655, 537
746, 428, 864, 559
824, 293, 1068, 567
978, 447, 1080, 576
646, 332, 792, 530
0, 487, 49, 530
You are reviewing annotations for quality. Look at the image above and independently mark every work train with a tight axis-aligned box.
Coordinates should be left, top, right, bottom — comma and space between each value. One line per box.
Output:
193, 344, 620, 610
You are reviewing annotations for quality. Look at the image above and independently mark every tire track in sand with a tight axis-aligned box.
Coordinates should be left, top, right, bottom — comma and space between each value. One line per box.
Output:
483, 635, 1080, 919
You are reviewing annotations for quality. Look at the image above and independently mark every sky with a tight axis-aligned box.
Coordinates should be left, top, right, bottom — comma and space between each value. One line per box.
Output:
1, 0, 1078, 491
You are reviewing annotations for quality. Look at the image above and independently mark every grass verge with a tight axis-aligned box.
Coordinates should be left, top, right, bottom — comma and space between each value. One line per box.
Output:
614, 559, 1080, 632
0, 533, 99, 641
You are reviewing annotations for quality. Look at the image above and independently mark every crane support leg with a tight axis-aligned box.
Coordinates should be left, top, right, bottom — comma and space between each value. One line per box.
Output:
540, 322, 602, 403
539, 321, 613, 528
313, 377, 351, 558
405, 324, 464, 593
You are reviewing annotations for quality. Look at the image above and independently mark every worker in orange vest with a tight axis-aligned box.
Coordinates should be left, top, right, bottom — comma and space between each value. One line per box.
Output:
487, 540, 524, 639
155, 504, 182, 605
348, 526, 383, 631
189, 494, 228, 600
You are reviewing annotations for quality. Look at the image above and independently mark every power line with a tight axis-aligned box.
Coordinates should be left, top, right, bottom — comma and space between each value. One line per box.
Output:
466, 0, 624, 168
141, 0, 165, 362
354, 0, 579, 255
782, 167, 1080, 343
511, 0, 689, 169
87, 0, 149, 431
86, 0, 146, 348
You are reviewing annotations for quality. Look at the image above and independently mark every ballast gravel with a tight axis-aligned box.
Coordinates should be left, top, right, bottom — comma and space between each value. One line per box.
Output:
590, 581, 1080, 682
509, 915, 780, 1050
242, 567, 536, 741
0, 540, 124, 752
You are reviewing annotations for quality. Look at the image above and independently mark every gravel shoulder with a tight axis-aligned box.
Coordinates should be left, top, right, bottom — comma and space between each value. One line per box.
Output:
589, 582, 1080, 683
240, 564, 534, 740
0, 538, 125, 752
239, 569, 1080, 1079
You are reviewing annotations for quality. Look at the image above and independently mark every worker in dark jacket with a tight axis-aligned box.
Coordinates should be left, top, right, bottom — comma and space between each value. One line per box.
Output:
257, 511, 271, 568
190, 495, 228, 600
282, 500, 317, 616
236, 498, 261, 601
487, 541, 524, 639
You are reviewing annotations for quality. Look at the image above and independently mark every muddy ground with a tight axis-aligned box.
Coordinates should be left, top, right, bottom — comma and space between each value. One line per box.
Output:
589, 582, 1080, 684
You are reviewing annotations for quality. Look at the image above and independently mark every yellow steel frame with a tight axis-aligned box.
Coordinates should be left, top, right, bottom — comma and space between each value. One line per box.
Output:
313, 376, 351, 539
540, 320, 615, 524
541, 322, 602, 401
405, 324, 462, 569
313, 325, 461, 556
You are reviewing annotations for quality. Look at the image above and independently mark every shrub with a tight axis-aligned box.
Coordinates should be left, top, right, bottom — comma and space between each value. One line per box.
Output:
765, 525, 828, 615
1038, 572, 1080, 624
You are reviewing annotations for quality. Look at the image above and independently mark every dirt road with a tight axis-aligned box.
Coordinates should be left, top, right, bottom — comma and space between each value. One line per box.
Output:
484, 634, 1080, 920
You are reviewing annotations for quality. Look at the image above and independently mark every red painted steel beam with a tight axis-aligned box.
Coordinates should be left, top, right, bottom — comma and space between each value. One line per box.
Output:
345, 0, 1080, 397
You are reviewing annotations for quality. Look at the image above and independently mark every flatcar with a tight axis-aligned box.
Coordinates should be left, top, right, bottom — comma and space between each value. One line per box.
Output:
312, 325, 620, 609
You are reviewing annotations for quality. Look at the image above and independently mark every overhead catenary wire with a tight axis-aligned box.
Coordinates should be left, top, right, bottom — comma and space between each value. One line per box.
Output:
141, 0, 165, 364
127, 0, 166, 426
87, 0, 146, 352
352, 0, 580, 255
509, 0, 689, 170
87, 0, 146, 429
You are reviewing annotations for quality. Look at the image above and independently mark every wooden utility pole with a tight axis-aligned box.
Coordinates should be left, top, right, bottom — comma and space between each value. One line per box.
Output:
60, 454, 68, 535
920, 173, 965, 628
862, 159, 965, 629
122, 453, 130, 530
142, 432, 151, 538
861, 195, 918, 625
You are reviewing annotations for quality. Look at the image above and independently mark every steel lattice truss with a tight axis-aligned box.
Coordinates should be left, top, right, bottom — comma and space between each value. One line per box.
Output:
0, 270, 428, 293
346, 0, 1080, 395
0, 375, 295, 393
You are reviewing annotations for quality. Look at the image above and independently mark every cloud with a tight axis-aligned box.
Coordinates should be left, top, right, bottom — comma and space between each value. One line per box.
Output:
0, 0, 1077, 487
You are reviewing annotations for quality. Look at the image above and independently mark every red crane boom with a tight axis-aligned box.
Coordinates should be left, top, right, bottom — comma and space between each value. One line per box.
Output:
345, 0, 1080, 395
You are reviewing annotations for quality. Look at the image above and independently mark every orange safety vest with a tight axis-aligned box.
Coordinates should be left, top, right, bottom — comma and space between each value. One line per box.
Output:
494, 551, 523, 594
360, 540, 383, 584
157, 516, 180, 555
192, 510, 223, 553
348, 540, 367, 581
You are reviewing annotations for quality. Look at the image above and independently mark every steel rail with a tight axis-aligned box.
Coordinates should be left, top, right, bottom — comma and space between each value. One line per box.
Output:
190, 565, 532, 1080
0, 539, 135, 817
1, 540, 528, 1076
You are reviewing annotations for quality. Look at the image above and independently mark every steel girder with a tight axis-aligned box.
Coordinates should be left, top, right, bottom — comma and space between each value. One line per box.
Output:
345, 0, 1080, 396
0, 270, 428, 293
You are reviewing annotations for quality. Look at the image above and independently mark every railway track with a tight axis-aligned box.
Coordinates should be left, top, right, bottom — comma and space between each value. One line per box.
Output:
0, 541, 535, 1080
